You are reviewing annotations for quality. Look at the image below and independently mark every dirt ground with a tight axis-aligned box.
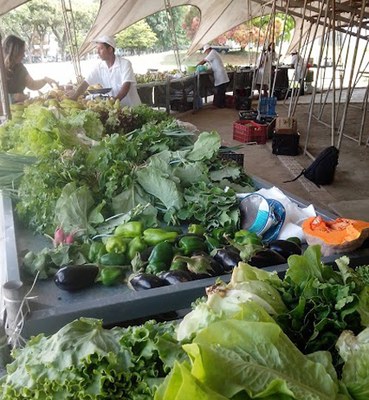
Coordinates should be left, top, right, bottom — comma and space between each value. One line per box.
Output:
176, 95, 369, 220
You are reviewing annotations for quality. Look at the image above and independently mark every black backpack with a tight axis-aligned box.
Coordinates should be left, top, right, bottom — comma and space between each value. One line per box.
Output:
284, 146, 339, 187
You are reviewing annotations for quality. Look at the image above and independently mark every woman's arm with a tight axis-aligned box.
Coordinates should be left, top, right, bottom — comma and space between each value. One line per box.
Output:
25, 73, 56, 91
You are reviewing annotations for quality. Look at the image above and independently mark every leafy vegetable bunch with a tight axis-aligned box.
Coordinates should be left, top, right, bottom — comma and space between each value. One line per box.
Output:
0, 104, 104, 157
0, 318, 185, 400
159, 246, 369, 399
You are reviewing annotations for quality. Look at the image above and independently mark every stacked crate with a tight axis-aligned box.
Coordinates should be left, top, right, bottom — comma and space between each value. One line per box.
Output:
272, 117, 300, 155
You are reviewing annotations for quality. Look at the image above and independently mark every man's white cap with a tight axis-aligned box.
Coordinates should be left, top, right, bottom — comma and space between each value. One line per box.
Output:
202, 44, 211, 53
93, 35, 116, 48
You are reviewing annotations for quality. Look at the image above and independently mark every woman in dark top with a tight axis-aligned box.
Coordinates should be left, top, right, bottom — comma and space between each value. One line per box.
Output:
3, 35, 56, 103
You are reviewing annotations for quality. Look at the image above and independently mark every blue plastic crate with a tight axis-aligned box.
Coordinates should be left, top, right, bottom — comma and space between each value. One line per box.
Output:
259, 96, 277, 116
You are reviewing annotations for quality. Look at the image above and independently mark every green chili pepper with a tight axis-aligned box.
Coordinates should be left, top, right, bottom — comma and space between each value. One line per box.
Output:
143, 228, 178, 246
105, 236, 129, 254
146, 241, 174, 274
233, 230, 262, 246
100, 266, 123, 286
114, 221, 144, 238
188, 224, 206, 236
99, 252, 127, 266
127, 236, 147, 260
88, 241, 107, 263
178, 235, 207, 256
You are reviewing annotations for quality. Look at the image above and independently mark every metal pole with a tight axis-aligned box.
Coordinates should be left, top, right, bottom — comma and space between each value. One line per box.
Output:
303, 0, 330, 154
0, 33, 11, 121
331, 0, 336, 146
164, 0, 181, 71
336, 0, 366, 149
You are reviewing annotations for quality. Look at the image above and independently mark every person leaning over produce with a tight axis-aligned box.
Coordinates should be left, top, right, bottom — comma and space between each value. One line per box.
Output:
70, 35, 141, 106
196, 44, 230, 108
3, 35, 57, 104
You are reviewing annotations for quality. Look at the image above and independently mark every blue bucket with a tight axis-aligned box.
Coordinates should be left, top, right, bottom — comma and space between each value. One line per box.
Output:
239, 193, 286, 242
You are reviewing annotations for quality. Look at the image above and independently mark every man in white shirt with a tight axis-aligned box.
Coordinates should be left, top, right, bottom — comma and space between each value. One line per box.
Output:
291, 51, 305, 95
196, 44, 230, 108
71, 35, 141, 106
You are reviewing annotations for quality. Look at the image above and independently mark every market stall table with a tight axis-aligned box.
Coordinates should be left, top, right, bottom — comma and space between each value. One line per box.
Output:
0, 177, 340, 339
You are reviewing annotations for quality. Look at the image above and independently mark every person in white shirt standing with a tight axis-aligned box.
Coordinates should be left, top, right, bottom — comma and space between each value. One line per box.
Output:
196, 44, 230, 108
290, 51, 305, 95
71, 35, 141, 106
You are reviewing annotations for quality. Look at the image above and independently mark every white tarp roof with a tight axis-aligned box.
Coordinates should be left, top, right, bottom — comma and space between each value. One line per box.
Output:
78, 1, 369, 56
0, 0, 28, 16
79, 0, 273, 55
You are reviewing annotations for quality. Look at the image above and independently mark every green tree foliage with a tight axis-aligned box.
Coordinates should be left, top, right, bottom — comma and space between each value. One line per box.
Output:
145, 6, 191, 51
0, 0, 98, 61
116, 20, 158, 54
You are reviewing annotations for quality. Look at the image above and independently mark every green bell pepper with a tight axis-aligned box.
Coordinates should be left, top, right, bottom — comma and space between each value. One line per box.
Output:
211, 227, 230, 244
146, 241, 174, 274
233, 230, 262, 246
114, 221, 144, 238
105, 236, 129, 254
143, 228, 178, 246
100, 266, 123, 286
188, 224, 206, 236
127, 236, 147, 260
99, 252, 127, 266
178, 235, 207, 256
88, 241, 107, 263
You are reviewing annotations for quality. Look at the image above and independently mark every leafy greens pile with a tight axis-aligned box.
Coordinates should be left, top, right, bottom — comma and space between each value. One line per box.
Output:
0, 318, 185, 400
11, 114, 253, 235
168, 245, 369, 399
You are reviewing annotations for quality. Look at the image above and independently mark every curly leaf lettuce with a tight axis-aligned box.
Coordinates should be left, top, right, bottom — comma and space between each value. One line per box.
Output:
0, 318, 184, 400
337, 328, 369, 400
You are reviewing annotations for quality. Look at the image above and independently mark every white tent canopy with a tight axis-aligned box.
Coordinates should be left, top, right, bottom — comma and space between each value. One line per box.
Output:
79, 0, 273, 55
0, 0, 28, 16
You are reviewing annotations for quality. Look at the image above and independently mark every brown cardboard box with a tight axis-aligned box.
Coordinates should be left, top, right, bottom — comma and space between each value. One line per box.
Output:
275, 117, 297, 134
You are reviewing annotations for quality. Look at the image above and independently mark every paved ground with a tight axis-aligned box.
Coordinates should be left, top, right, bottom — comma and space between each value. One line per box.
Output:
176, 95, 369, 220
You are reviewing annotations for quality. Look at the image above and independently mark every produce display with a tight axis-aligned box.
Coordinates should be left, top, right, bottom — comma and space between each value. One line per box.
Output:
2, 245, 369, 399
1, 96, 269, 292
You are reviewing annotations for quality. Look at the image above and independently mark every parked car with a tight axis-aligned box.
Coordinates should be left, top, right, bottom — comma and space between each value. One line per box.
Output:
210, 45, 230, 54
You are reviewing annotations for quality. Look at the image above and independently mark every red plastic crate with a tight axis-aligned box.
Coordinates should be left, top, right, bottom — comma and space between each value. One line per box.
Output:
225, 94, 235, 108
233, 120, 268, 144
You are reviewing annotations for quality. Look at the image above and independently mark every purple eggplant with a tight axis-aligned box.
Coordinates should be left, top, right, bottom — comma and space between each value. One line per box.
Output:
268, 239, 302, 259
249, 249, 286, 268
213, 246, 242, 272
158, 270, 194, 285
54, 265, 99, 291
128, 273, 170, 291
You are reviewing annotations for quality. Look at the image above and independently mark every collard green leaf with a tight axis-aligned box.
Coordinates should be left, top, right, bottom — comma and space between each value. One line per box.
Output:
186, 131, 221, 161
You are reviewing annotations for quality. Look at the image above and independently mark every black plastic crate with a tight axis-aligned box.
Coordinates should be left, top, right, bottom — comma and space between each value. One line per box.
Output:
219, 151, 244, 166
272, 132, 300, 156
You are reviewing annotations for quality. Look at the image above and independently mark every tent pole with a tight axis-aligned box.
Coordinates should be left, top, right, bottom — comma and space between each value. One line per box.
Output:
288, 0, 308, 117
330, 0, 336, 147
303, 0, 329, 154
335, 20, 354, 124
60, 0, 83, 83
164, 0, 181, 71
358, 79, 369, 145
336, 0, 366, 149
0, 33, 11, 122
